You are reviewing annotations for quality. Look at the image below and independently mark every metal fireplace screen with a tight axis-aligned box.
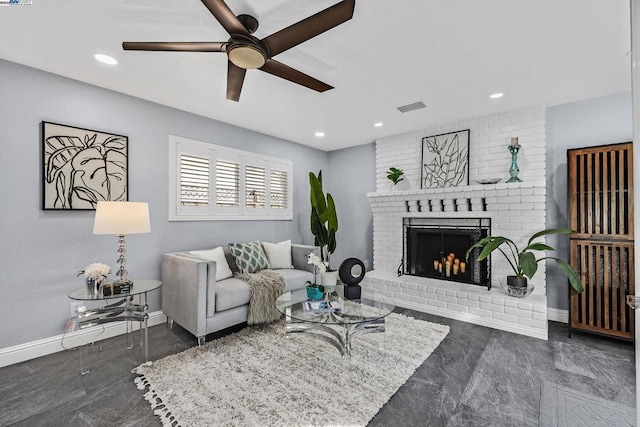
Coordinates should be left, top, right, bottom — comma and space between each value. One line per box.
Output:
403, 217, 491, 289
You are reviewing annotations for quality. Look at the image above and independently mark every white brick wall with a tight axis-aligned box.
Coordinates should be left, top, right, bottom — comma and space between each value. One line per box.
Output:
368, 106, 548, 340
376, 106, 545, 192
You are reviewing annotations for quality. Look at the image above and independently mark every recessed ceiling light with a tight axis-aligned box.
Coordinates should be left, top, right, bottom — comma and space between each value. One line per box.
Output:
314, 132, 325, 137
487, 92, 504, 99
374, 122, 383, 127
94, 53, 118, 65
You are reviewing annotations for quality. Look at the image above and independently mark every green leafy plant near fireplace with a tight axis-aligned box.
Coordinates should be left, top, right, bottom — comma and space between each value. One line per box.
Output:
465, 228, 583, 293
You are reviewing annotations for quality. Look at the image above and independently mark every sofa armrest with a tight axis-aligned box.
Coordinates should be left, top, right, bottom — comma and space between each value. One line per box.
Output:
291, 244, 320, 272
161, 253, 217, 338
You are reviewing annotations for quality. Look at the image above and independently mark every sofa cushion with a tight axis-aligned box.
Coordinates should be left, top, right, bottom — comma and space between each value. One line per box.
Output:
228, 241, 270, 273
213, 277, 251, 314
261, 240, 293, 269
277, 269, 314, 292
189, 247, 233, 281
211, 269, 313, 315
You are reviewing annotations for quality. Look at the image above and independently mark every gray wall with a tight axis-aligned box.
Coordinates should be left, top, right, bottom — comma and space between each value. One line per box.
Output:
0, 59, 327, 349
546, 91, 633, 310
326, 143, 376, 271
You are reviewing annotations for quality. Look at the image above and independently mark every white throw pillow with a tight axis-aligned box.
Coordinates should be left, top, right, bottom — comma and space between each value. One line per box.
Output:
189, 247, 233, 281
261, 240, 293, 269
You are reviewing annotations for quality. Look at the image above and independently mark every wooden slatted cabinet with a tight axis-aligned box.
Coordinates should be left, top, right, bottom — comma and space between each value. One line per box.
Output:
568, 142, 634, 340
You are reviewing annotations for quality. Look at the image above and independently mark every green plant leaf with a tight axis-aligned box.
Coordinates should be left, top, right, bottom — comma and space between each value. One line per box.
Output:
326, 193, 338, 232
309, 172, 326, 214
528, 228, 573, 245
553, 258, 583, 293
524, 243, 555, 252
519, 252, 538, 279
477, 237, 510, 261
465, 236, 495, 260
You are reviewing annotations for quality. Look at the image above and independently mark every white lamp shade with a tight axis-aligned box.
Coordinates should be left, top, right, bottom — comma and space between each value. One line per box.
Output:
93, 201, 151, 235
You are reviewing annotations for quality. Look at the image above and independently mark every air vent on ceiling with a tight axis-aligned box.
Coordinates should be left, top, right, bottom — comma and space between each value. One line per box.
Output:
397, 101, 427, 113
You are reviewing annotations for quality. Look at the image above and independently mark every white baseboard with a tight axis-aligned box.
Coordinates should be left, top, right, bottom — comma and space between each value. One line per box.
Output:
0, 311, 167, 368
547, 308, 569, 323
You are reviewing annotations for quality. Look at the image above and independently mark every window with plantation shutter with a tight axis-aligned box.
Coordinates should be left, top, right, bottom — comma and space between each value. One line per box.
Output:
169, 135, 292, 221
216, 159, 240, 208
245, 164, 266, 209
270, 169, 288, 210
179, 154, 210, 207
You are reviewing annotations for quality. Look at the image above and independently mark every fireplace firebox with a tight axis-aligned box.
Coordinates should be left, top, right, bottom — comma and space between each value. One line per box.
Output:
403, 218, 491, 289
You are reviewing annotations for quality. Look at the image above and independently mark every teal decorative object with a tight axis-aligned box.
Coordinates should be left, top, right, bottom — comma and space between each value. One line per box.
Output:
306, 286, 324, 301
507, 140, 522, 183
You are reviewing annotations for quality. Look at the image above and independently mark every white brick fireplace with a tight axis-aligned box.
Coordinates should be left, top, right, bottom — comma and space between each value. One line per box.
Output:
362, 106, 550, 339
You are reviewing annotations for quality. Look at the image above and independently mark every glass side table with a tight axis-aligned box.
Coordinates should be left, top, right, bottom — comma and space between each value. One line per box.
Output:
68, 279, 161, 374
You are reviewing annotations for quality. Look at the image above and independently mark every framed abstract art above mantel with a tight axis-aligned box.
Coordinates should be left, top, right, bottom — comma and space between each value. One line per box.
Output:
421, 129, 470, 189
41, 121, 128, 210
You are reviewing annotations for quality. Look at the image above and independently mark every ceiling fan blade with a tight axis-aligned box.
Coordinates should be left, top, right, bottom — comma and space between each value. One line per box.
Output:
262, 0, 355, 56
201, 0, 249, 36
260, 60, 333, 93
122, 42, 226, 52
227, 61, 247, 101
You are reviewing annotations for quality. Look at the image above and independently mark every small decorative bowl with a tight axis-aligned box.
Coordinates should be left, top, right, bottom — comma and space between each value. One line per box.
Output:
477, 178, 502, 185
500, 281, 535, 298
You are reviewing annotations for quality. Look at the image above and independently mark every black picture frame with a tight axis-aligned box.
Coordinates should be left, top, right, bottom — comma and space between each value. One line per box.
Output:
421, 129, 470, 189
41, 121, 129, 210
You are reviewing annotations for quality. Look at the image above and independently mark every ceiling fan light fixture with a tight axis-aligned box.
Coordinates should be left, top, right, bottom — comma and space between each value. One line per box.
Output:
228, 45, 266, 69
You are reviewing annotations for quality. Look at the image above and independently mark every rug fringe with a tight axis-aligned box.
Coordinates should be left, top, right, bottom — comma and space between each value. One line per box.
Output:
134, 371, 181, 427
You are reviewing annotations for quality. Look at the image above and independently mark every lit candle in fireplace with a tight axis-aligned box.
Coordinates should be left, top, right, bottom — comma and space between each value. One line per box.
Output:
448, 253, 455, 259
460, 262, 466, 273
454, 258, 460, 266
445, 261, 451, 277
453, 263, 459, 275
434, 259, 439, 270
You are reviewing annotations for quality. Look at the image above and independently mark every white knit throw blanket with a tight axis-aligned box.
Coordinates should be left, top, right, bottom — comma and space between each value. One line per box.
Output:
236, 270, 286, 325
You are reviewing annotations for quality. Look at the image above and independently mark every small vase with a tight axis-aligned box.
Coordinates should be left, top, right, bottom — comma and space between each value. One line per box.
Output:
85, 278, 100, 296
306, 286, 324, 301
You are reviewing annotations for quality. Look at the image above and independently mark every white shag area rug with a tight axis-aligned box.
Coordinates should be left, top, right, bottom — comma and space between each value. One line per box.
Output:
133, 313, 449, 427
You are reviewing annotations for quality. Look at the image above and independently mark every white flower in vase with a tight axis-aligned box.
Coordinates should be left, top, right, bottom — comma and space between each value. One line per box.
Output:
80, 262, 111, 283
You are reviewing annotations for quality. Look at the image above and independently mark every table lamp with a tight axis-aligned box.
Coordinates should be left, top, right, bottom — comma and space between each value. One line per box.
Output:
93, 201, 151, 285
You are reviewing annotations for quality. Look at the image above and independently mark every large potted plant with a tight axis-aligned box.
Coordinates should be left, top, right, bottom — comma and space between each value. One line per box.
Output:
309, 171, 339, 286
465, 228, 583, 293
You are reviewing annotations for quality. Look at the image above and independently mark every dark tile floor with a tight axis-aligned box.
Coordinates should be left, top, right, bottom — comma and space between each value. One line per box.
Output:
0, 309, 635, 426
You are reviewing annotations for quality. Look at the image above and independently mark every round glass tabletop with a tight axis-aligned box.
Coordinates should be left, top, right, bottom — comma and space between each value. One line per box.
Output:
275, 288, 395, 325
68, 279, 162, 301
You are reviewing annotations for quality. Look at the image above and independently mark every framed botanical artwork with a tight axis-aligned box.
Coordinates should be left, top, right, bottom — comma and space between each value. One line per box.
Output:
41, 121, 128, 210
421, 129, 470, 189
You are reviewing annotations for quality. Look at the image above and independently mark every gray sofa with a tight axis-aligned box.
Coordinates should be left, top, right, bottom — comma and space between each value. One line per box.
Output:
162, 243, 318, 345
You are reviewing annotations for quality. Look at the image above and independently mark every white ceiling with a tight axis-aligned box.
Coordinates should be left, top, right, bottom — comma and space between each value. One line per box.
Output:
0, 0, 631, 151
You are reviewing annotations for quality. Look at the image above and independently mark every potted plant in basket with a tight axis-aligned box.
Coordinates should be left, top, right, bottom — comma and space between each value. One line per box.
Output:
387, 167, 405, 185
386, 166, 407, 190
465, 228, 583, 294
309, 171, 339, 287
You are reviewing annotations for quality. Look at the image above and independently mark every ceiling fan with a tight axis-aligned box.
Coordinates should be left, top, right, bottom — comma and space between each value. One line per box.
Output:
122, 0, 355, 102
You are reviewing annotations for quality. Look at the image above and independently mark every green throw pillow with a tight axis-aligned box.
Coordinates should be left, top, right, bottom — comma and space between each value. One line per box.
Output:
228, 241, 270, 274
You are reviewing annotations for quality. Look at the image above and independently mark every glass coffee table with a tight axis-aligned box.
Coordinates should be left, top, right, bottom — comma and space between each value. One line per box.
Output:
275, 288, 395, 358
